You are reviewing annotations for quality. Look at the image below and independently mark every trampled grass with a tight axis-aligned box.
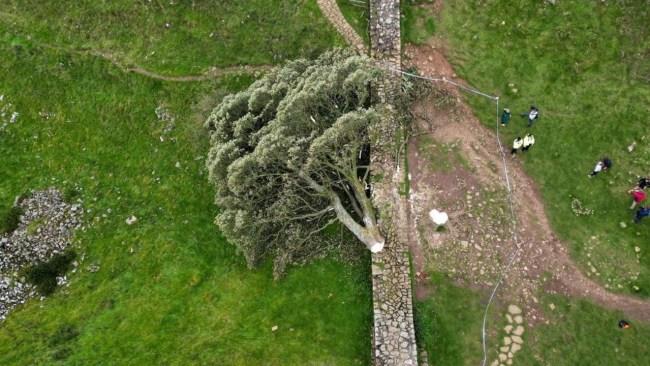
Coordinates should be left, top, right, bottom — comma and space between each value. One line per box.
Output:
516, 295, 650, 366
440, 0, 650, 297
0, 23, 372, 365
0, 0, 344, 74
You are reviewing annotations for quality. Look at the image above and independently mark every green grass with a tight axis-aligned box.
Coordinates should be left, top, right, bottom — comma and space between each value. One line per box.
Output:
402, 1, 437, 45
0, 23, 372, 365
0, 0, 344, 74
336, 0, 370, 46
0, 205, 23, 234
516, 295, 650, 366
415, 273, 650, 366
440, 0, 650, 297
414, 272, 486, 366
417, 134, 472, 173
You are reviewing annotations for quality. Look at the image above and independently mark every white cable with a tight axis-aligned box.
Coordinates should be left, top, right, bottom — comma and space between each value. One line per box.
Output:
380, 64, 524, 366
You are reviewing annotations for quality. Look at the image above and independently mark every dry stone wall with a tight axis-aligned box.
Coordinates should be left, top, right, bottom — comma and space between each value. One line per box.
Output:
369, 1, 420, 365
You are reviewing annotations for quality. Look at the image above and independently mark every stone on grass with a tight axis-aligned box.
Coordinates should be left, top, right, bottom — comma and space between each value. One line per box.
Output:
126, 216, 138, 225
514, 315, 523, 324
271, 325, 278, 332
498, 353, 507, 362
511, 335, 523, 344
504, 325, 513, 334
510, 343, 521, 353
429, 209, 449, 226
503, 336, 512, 346
512, 325, 524, 336
507, 304, 522, 315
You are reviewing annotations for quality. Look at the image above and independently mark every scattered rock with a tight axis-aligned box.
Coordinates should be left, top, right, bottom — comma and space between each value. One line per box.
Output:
511, 343, 522, 353
271, 325, 278, 332
0, 188, 83, 321
514, 315, 523, 324
126, 216, 138, 225
504, 325, 513, 334
512, 325, 524, 336
507, 304, 522, 315
511, 335, 523, 344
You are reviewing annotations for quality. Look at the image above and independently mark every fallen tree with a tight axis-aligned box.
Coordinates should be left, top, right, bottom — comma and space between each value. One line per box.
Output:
205, 49, 385, 275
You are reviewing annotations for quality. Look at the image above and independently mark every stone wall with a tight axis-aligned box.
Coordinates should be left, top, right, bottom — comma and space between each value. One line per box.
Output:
369, 1, 420, 365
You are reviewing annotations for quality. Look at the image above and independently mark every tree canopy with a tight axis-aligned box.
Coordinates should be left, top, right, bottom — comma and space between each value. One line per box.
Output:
205, 49, 385, 275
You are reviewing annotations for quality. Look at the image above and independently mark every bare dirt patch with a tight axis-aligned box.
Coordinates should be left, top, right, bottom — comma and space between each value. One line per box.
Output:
403, 43, 650, 323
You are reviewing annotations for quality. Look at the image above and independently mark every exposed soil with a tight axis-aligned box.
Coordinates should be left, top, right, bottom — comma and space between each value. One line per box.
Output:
403, 39, 650, 323
313, 0, 650, 323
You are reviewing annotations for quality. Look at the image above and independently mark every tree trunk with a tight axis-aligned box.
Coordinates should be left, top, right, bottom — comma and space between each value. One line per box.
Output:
331, 193, 385, 252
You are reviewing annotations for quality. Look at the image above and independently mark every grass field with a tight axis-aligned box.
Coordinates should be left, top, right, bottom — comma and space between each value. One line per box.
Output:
415, 272, 650, 366
0, 0, 343, 74
440, 0, 650, 297
408, 1, 650, 365
0, 17, 372, 366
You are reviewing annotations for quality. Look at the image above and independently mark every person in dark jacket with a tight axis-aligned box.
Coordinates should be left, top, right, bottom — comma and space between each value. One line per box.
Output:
501, 108, 511, 126
637, 176, 649, 190
634, 206, 650, 223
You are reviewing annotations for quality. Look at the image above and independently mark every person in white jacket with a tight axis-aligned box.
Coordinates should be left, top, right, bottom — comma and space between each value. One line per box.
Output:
511, 136, 523, 155
522, 133, 535, 151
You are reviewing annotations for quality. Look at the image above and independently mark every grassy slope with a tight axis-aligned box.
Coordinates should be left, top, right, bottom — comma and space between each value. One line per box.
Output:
414, 273, 485, 366
409, 1, 650, 365
336, 0, 370, 45
0, 0, 343, 74
415, 273, 650, 366
0, 22, 371, 366
440, 0, 650, 296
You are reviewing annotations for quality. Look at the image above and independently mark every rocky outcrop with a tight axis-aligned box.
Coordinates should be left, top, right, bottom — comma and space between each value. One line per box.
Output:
0, 188, 83, 321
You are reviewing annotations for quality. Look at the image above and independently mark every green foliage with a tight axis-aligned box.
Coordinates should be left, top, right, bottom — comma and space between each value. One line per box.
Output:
206, 49, 382, 276
402, 1, 437, 45
0, 205, 23, 234
0, 23, 371, 365
414, 272, 485, 366
441, 0, 650, 296
336, 0, 370, 45
24, 250, 77, 296
0, 0, 345, 74
25, 217, 44, 236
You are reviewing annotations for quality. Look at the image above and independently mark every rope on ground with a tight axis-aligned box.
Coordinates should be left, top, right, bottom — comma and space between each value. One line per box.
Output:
381, 64, 524, 366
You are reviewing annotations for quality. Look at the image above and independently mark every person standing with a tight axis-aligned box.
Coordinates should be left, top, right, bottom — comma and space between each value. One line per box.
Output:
628, 187, 647, 210
635, 207, 650, 223
522, 106, 539, 127
522, 133, 535, 151
501, 108, 511, 127
511, 137, 523, 155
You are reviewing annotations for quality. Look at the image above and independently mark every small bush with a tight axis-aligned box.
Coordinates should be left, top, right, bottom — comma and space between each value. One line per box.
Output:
49, 324, 79, 347
62, 186, 81, 203
1, 205, 23, 234
24, 250, 77, 296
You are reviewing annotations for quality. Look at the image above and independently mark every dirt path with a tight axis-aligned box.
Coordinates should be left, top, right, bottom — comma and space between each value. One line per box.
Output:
1, 10, 271, 82
402, 41, 650, 323
316, 0, 367, 53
